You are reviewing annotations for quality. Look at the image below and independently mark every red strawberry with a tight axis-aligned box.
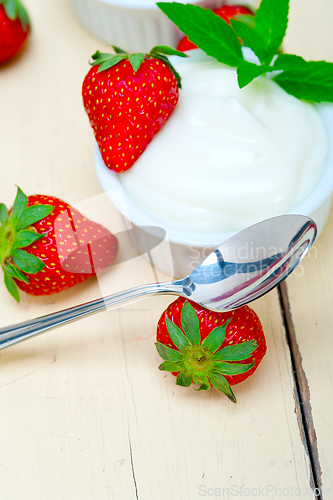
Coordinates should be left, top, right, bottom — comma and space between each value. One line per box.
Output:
156, 297, 266, 403
176, 5, 254, 52
0, 0, 30, 64
0, 187, 118, 301
82, 46, 186, 172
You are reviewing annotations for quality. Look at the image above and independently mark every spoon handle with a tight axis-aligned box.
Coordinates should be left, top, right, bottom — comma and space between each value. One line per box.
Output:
0, 281, 184, 351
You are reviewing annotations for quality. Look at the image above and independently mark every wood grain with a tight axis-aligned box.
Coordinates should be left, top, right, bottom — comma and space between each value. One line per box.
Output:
0, 0, 327, 498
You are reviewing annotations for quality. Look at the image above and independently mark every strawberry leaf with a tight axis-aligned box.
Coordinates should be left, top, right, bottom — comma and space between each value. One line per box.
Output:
16, 0, 30, 29
129, 53, 145, 72
193, 374, 210, 391
4, 272, 19, 302
180, 301, 200, 346
150, 45, 187, 58
16, 204, 54, 231
214, 340, 258, 362
10, 186, 27, 225
201, 318, 231, 353
176, 370, 192, 387
214, 362, 254, 376
111, 45, 128, 55
11, 249, 45, 274
0, 203, 8, 224
166, 316, 191, 351
155, 342, 184, 362
158, 360, 185, 372
91, 54, 127, 71
3, 0, 16, 20
12, 230, 46, 249
4, 264, 29, 283
157, 3, 244, 67
208, 372, 237, 403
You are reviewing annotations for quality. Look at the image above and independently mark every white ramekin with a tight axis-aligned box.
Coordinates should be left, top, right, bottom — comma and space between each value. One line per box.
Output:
68, 0, 224, 52
95, 100, 333, 278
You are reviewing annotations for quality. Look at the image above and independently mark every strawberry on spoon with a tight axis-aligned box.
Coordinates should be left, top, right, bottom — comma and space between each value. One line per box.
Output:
82, 45, 187, 173
0, 187, 118, 301
0, 0, 30, 64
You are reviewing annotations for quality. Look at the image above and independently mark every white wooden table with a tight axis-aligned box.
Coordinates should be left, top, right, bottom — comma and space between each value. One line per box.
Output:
0, 0, 332, 498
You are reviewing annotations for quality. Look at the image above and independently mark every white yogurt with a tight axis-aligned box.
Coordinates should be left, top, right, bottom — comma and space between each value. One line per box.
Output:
119, 51, 328, 232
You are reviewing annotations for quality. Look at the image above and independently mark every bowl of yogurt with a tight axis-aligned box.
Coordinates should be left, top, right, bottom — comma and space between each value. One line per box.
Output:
68, 0, 223, 52
95, 50, 333, 277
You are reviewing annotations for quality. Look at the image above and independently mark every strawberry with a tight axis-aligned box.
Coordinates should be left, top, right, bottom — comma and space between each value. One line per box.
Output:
0, 0, 30, 64
82, 45, 186, 172
155, 297, 266, 403
0, 187, 118, 301
176, 5, 254, 52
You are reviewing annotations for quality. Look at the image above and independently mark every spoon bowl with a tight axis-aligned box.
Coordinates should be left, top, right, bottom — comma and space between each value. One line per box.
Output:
0, 215, 316, 350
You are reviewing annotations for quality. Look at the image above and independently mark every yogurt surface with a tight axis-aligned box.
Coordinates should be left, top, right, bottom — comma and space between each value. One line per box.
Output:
119, 51, 328, 232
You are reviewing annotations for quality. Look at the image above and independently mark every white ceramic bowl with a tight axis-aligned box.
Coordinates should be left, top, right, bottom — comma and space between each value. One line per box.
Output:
95, 102, 333, 278
68, 0, 224, 52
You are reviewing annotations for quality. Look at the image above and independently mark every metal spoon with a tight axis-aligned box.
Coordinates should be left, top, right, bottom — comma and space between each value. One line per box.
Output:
0, 214, 316, 350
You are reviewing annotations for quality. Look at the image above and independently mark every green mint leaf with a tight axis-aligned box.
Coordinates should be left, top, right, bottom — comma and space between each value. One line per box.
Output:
111, 45, 128, 55
150, 45, 187, 58
193, 374, 210, 391
0, 203, 9, 224
155, 342, 184, 362
214, 362, 254, 376
234, 13, 256, 29
166, 316, 191, 351
254, 0, 289, 64
208, 372, 237, 403
4, 272, 20, 302
180, 301, 201, 346
158, 360, 185, 372
230, 19, 266, 63
176, 370, 192, 387
214, 340, 258, 362
273, 53, 307, 71
157, 2, 243, 67
129, 53, 145, 72
201, 318, 231, 354
12, 230, 46, 249
10, 186, 27, 225
237, 60, 272, 88
11, 249, 45, 274
272, 59, 333, 102
4, 264, 29, 283
16, 205, 54, 231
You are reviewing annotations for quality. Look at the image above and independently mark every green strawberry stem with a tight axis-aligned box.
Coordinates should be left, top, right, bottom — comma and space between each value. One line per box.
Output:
0, 0, 30, 30
89, 45, 188, 89
155, 301, 258, 403
0, 187, 54, 302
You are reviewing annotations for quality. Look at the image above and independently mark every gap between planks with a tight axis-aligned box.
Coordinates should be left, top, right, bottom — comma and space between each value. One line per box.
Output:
278, 281, 322, 499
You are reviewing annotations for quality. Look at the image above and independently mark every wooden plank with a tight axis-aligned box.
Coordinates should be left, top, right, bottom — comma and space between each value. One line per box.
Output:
0, 0, 322, 498
278, 0, 333, 496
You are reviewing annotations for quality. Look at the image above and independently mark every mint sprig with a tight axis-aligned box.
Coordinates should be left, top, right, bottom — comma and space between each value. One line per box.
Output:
157, 0, 333, 103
